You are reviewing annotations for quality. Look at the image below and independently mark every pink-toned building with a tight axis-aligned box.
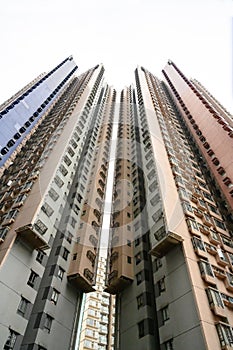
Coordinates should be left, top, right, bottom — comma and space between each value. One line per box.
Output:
106, 63, 233, 350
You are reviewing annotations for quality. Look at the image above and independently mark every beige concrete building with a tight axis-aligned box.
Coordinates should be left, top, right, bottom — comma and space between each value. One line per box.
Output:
0, 56, 233, 350
106, 64, 233, 350
78, 256, 115, 350
0, 58, 116, 349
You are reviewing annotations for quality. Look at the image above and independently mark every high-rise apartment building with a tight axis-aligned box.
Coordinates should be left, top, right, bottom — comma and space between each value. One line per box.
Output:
0, 56, 77, 167
0, 56, 233, 350
78, 256, 115, 350
0, 58, 116, 349
106, 64, 233, 350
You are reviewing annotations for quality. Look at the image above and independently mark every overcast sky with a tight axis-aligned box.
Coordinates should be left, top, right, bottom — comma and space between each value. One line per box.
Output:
0, 0, 232, 112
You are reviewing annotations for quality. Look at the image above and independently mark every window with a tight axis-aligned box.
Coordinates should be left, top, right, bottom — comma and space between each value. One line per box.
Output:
27, 270, 39, 288
62, 248, 69, 261
63, 155, 71, 166
147, 168, 156, 181
127, 239, 131, 247
216, 323, 233, 347
15, 193, 27, 204
208, 203, 218, 214
17, 297, 29, 317
48, 188, 59, 201
136, 272, 143, 285
0, 227, 9, 241
85, 328, 95, 337
88, 308, 97, 317
70, 216, 76, 228
182, 201, 193, 213
228, 253, 233, 265
206, 288, 224, 308
59, 164, 68, 177
34, 219, 47, 235
70, 139, 77, 149
202, 191, 213, 201
127, 256, 132, 264
66, 231, 73, 244
87, 250, 96, 265
3, 329, 18, 350
161, 305, 169, 323
89, 234, 98, 248
135, 252, 142, 265
154, 258, 162, 271
57, 266, 64, 281
54, 175, 64, 188
226, 273, 233, 287
137, 294, 144, 309
217, 248, 228, 263
198, 260, 214, 277
137, 320, 145, 338
86, 318, 99, 328
22, 181, 33, 190
41, 202, 54, 217
203, 213, 212, 225
83, 340, 96, 349
36, 249, 45, 264
5, 209, 18, 220
150, 194, 160, 206
152, 209, 163, 223
158, 277, 165, 293
67, 147, 75, 157
214, 218, 226, 231
222, 236, 233, 248
44, 314, 53, 333
51, 289, 59, 305
179, 187, 189, 199
191, 236, 205, 251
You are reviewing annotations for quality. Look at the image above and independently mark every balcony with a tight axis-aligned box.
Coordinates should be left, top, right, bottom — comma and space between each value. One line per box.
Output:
16, 224, 49, 250
224, 273, 233, 292
191, 195, 198, 203
192, 187, 202, 198
223, 296, 233, 309
206, 288, 226, 317
210, 304, 226, 318
201, 271, 216, 285
208, 230, 220, 245
150, 230, 183, 258
193, 208, 204, 218
197, 199, 207, 211
67, 270, 95, 293
202, 215, 213, 227
198, 224, 210, 235
213, 266, 226, 280
187, 219, 200, 236
216, 251, 229, 267
199, 261, 216, 285
104, 270, 133, 294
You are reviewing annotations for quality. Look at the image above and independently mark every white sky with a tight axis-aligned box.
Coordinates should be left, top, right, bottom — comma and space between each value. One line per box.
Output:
0, 0, 232, 112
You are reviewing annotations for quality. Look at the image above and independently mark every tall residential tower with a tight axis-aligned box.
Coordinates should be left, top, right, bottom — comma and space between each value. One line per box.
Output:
106, 64, 233, 350
0, 56, 233, 350
0, 58, 116, 349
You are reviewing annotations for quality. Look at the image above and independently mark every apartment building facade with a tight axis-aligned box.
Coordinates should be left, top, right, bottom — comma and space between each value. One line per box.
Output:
0, 56, 233, 350
0, 56, 77, 167
78, 256, 115, 350
0, 59, 116, 349
106, 64, 233, 350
